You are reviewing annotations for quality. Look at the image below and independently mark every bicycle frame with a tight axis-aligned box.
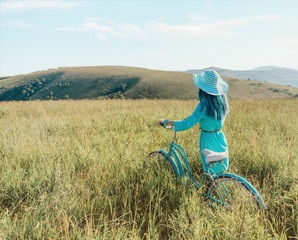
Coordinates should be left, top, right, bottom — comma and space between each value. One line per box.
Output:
158, 125, 266, 209
159, 127, 216, 194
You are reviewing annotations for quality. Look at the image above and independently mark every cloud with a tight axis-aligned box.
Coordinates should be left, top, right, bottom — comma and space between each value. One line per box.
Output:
56, 19, 140, 40
148, 14, 281, 38
270, 37, 298, 56
250, 14, 281, 21
56, 19, 123, 41
275, 37, 298, 44
0, 19, 32, 29
274, 37, 298, 51
147, 18, 249, 38
119, 23, 145, 37
187, 12, 210, 21
1, 0, 79, 12
56, 14, 281, 41
57, 20, 118, 36
95, 33, 108, 41
80, 22, 115, 33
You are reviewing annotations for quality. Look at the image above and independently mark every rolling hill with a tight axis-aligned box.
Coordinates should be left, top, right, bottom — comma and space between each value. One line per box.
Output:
186, 66, 298, 87
0, 66, 297, 101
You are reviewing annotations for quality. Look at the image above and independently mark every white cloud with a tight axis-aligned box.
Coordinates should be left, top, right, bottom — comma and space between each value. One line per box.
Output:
96, 33, 108, 41
1, 0, 79, 12
275, 37, 298, 45
85, 17, 115, 25
274, 37, 298, 52
146, 17, 251, 38
147, 21, 237, 38
57, 21, 115, 33
250, 14, 281, 21
0, 19, 32, 29
148, 14, 280, 38
56, 14, 281, 41
86, 17, 100, 22
56, 19, 141, 39
187, 12, 210, 21
80, 22, 114, 33
119, 23, 145, 37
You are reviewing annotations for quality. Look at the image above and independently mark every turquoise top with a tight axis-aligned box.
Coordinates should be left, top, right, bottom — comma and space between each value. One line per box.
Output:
174, 102, 229, 173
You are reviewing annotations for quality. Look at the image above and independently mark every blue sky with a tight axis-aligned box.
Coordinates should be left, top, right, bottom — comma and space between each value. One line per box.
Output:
1, 0, 298, 76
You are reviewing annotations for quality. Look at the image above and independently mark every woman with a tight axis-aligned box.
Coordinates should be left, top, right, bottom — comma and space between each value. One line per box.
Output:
158, 70, 230, 174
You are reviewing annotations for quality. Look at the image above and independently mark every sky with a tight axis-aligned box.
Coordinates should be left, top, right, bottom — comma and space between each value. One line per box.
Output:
1, 0, 298, 76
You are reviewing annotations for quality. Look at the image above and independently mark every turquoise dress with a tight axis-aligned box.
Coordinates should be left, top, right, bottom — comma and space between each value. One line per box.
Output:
174, 102, 229, 174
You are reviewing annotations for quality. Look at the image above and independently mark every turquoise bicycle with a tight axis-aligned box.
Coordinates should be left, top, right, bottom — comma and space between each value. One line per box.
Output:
149, 124, 266, 214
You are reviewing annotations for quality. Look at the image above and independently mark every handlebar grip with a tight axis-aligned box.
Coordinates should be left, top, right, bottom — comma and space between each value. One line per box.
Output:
159, 122, 165, 127
159, 122, 173, 129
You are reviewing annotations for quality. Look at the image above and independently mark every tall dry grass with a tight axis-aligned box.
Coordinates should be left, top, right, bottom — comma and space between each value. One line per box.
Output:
0, 99, 297, 239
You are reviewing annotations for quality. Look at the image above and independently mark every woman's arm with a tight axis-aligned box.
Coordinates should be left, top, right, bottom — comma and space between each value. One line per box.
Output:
158, 103, 203, 131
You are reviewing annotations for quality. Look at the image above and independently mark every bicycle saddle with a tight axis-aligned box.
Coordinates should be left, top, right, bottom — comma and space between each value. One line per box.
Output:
202, 149, 227, 163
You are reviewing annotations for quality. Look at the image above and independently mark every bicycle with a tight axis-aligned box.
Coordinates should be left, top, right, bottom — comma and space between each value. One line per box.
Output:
148, 124, 266, 216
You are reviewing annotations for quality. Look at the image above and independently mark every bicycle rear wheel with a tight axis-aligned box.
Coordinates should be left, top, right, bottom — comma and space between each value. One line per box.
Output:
148, 151, 178, 179
205, 175, 265, 219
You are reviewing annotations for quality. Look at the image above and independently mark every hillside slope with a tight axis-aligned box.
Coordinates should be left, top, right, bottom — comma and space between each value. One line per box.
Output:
0, 66, 297, 101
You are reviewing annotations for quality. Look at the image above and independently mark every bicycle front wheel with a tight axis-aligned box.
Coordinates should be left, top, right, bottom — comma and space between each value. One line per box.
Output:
148, 151, 178, 179
205, 175, 265, 218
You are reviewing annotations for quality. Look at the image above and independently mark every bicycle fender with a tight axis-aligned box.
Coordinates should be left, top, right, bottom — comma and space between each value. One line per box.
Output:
159, 149, 181, 178
212, 173, 267, 209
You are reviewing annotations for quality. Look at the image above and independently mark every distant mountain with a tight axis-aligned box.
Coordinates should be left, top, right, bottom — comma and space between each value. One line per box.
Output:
0, 66, 297, 101
253, 66, 281, 71
186, 66, 298, 87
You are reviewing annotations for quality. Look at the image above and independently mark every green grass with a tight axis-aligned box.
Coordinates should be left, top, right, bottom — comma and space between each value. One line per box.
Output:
0, 66, 297, 101
0, 99, 297, 239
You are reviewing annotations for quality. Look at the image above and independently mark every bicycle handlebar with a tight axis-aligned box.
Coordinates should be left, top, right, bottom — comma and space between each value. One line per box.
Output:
159, 122, 173, 129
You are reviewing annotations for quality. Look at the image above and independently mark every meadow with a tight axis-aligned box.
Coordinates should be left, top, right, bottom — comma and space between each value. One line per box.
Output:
0, 99, 297, 239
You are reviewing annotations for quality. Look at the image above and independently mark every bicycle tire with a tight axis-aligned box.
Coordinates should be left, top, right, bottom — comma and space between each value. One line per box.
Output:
148, 151, 179, 178
205, 175, 265, 217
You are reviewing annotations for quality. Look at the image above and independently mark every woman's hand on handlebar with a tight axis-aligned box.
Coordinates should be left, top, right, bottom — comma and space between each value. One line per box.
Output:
158, 119, 174, 127
158, 119, 166, 126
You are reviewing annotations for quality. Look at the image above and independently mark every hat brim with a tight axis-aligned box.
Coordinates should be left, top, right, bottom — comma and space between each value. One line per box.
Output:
193, 73, 229, 95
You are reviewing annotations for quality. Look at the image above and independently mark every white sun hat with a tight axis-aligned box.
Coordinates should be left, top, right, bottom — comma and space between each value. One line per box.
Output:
193, 70, 229, 95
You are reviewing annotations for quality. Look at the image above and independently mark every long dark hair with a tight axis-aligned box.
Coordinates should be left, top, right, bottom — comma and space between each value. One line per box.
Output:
198, 89, 229, 121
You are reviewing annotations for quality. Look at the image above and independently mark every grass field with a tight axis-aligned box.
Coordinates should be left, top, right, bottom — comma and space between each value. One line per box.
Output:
0, 99, 297, 239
